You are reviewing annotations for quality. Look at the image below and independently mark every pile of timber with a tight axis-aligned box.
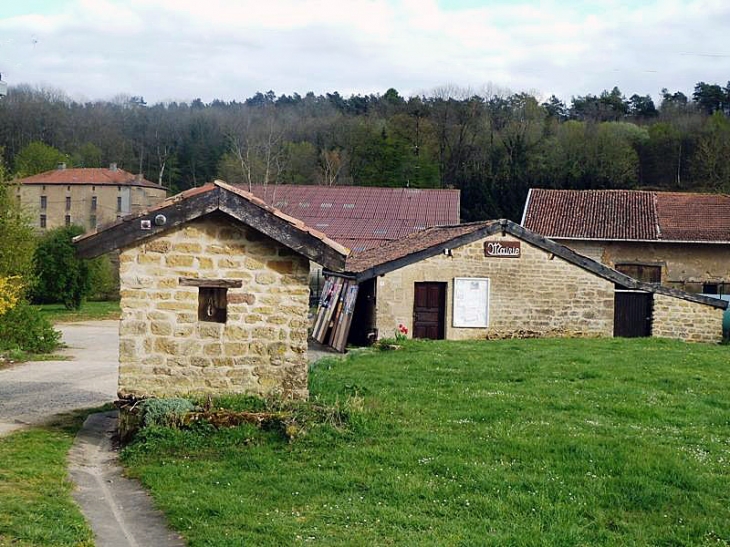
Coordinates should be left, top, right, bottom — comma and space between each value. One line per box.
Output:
312, 276, 359, 352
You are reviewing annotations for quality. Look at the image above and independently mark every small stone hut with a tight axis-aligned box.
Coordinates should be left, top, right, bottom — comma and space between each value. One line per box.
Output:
75, 180, 349, 400
316, 219, 727, 347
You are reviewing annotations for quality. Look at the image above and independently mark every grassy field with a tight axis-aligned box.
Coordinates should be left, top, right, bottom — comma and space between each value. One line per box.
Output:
33, 301, 120, 323
122, 338, 730, 546
0, 411, 96, 546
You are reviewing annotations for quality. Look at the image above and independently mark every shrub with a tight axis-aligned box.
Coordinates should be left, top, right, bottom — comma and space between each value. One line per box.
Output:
140, 398, 197, 428
0, 300, 60, 353
0, 276, 23, 315
87, 254, 118, 300
32, 225, 91, 309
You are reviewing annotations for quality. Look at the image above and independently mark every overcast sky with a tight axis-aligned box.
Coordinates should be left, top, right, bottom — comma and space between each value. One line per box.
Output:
0, 0, 728, 105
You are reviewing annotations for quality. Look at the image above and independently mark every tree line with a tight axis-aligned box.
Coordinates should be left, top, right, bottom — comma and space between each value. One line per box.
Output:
2, 81, 730, 221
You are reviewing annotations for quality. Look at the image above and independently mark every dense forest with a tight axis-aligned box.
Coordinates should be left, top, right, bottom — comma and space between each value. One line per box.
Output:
1, 81, 730, 221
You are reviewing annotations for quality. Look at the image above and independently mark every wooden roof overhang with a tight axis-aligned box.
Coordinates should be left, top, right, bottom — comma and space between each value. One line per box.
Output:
74, 180, 349, 272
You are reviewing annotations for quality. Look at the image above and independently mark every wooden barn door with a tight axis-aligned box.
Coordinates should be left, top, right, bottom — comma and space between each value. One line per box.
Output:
413, 282, 446, 340
614, 291, 652, 337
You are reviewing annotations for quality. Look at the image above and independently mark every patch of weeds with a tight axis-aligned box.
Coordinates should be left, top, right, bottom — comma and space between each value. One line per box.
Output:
139, 397, 197, 428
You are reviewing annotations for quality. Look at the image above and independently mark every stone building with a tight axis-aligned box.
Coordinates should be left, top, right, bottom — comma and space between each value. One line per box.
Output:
75, 180, 348, 400
16, 163, 167, 231
521, 189, 730, 297
316, 220, 726, 347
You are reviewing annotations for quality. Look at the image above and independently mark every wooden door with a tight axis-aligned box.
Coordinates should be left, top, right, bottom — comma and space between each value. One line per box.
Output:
413, 282, 446, 339
614, 291, 652, 337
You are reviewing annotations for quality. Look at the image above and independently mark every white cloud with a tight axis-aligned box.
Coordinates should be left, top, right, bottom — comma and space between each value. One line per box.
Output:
0, 0, 728, 103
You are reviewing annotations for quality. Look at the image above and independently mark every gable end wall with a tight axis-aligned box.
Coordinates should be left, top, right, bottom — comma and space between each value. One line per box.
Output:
118, 215, 310, 399
375, 233, 615, 340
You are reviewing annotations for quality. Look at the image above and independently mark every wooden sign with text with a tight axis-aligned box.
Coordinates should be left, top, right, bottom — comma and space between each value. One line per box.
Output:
484, 241, 521, 258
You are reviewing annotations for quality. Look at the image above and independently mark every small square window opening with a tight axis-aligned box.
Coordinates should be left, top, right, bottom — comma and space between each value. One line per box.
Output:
198, 287, 227, 323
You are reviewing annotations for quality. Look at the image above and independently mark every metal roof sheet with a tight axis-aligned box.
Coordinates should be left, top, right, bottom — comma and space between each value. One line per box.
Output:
244, 184, 461, 248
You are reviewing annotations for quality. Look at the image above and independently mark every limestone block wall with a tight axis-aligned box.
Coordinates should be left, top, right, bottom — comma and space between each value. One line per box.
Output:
375, 234, 615, 340
563, 240, 730, 289
118, 214, 310, 399
652, 294, 724, 343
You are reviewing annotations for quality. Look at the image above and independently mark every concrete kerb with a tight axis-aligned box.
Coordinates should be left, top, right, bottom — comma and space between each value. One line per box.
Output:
68, 411, 186, 547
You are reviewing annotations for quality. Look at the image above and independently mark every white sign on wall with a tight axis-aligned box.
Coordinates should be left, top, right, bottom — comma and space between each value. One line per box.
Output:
453, 277, 490, 328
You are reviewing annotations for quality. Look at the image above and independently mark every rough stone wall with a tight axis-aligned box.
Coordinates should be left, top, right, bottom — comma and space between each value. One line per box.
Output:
652, 293, 724, 343
375, 234, 615, 340
118, 214, 310, 399
563, 240, 730, 289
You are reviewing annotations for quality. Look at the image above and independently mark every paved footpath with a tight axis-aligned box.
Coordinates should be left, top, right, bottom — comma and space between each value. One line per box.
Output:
68, 411, 186, 547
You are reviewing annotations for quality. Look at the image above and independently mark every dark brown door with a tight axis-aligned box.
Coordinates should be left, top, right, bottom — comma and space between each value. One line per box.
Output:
614, 291, 652, 337
413, 282, 446, 339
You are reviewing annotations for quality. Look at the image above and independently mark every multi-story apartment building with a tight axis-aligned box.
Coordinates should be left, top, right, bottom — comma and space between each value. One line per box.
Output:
15, 163, 167, 231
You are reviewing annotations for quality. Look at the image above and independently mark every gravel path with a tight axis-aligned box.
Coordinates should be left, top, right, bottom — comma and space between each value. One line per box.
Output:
0, 320, 119, 436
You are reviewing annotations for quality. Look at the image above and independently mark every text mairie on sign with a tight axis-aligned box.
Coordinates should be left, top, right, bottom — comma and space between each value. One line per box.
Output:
484, 241, 521, 258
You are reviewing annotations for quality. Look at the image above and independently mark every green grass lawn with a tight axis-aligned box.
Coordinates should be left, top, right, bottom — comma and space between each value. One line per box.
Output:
33, 300, 120, 323
0, 411, 96, 546
121, 338, 730, 546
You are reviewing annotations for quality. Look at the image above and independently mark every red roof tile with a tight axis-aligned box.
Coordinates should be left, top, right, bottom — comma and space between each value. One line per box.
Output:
243, 184, 460, 249
346, 221, 493, 273
656, 192, 730, 241
17, 167, 164, 190
522, 189, 730, 242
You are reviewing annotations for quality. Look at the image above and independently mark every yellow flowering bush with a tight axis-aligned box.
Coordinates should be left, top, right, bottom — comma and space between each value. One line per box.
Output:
0, 276, 23, 316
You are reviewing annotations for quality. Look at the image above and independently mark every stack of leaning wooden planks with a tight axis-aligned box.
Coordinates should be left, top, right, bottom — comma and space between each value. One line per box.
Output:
312, 276, 359, 352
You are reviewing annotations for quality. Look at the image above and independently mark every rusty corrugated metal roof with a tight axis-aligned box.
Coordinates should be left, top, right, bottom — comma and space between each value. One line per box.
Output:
243, 184, 460, 248
522, 188, 730, 242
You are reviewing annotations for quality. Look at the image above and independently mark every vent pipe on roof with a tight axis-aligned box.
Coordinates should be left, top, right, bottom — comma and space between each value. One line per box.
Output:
109, 163, 117, 171
57, 162, 66, 170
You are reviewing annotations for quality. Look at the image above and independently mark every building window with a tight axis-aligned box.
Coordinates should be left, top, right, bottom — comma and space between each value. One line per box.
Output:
67, 185, 71, 192
65, 215, 71, 226
90, 215, 97, 229
40, 214, 46, 228
615, 264, 661, 284
65, 196, 71, 211
91, 196, 97, 211
198, 287, 228, 323
40, 195, 47, 209
117, 196, 122, 212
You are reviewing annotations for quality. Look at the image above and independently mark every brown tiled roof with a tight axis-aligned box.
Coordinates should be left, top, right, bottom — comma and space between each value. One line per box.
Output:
17, 167, 164, 190
656, 192, 730, 241
243, 184, 460, 251
522, 189, 730, 242
346, 221, 493, 273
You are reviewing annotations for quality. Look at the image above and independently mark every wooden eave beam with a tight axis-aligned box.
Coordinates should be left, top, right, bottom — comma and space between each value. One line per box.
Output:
74, 188, 221, 258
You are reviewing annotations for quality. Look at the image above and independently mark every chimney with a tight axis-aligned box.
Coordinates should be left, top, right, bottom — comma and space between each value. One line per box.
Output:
109, 163, 117, 171
135, 173, 143, 183
57, 162, 66, 170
